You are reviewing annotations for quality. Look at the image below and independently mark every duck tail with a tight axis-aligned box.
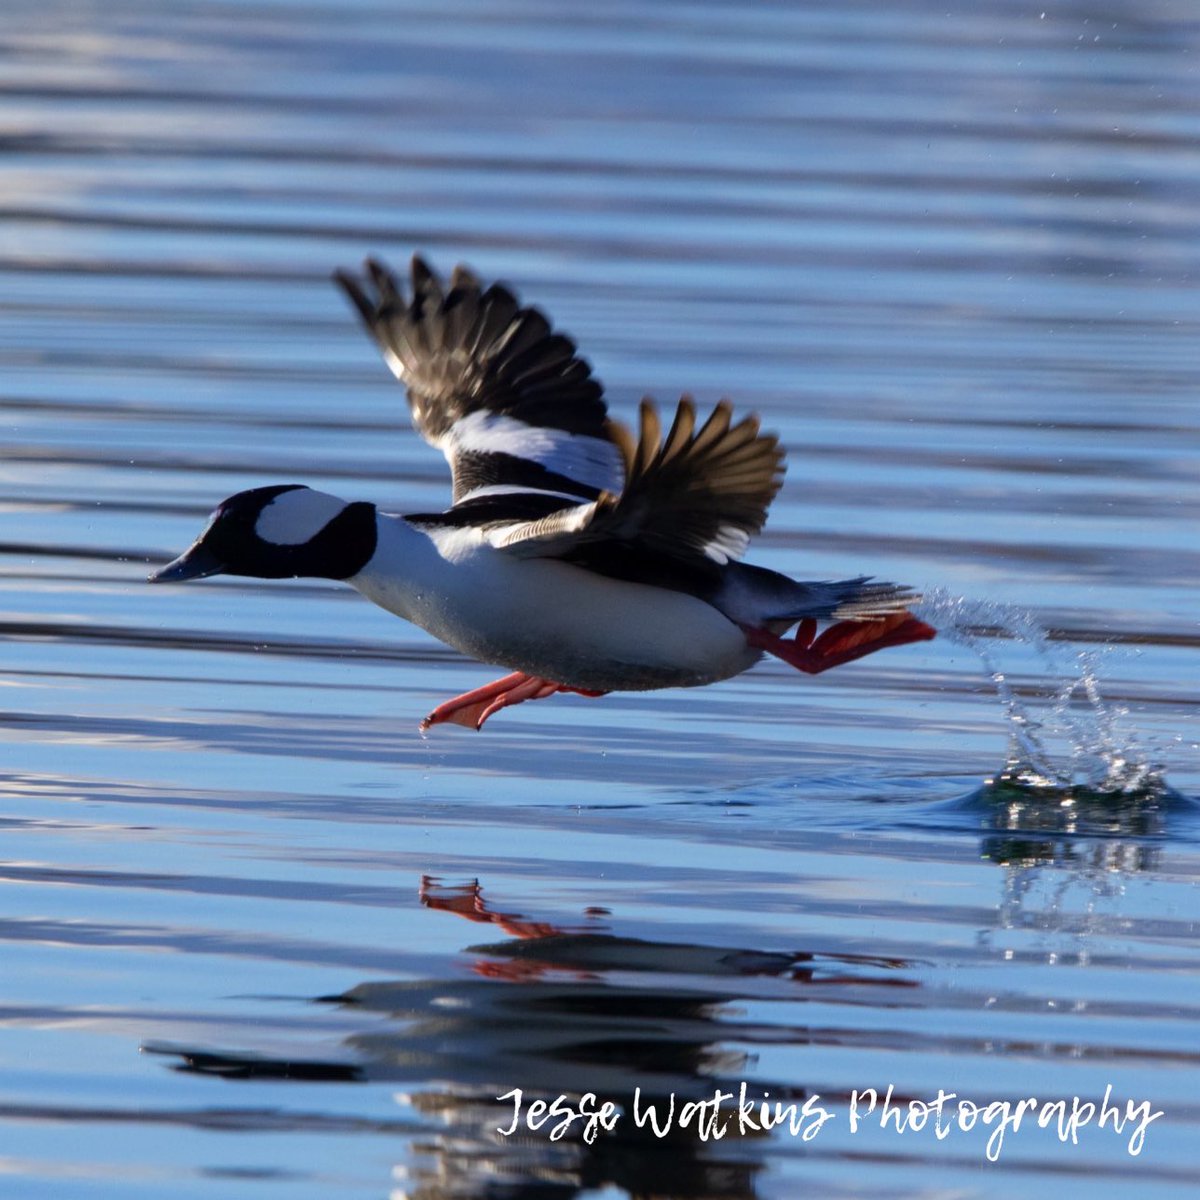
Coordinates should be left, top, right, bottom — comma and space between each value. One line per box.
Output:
767, 575, 923, 622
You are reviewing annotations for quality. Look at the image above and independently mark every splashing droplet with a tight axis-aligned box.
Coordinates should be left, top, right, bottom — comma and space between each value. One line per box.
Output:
914, 589, 1165, 799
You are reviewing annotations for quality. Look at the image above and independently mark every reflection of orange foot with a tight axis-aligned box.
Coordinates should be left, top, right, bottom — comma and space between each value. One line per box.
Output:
420, 672, 608, 732
744, 612, 936, 675
419, 875, 577, 941
419, 876, 603, 981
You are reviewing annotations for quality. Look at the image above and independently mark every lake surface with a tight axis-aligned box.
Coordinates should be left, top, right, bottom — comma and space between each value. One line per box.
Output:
2, 1, 1199, 1196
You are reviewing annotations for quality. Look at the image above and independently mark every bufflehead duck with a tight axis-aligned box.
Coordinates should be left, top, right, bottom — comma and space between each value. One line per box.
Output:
149, 257, 935, 730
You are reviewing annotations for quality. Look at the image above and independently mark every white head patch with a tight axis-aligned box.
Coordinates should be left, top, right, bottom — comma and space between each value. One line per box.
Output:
254, 488, 347, 545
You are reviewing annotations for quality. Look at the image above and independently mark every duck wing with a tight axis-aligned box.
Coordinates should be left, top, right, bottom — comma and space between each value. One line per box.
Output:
488, 396, 786, 571
335, 255, 624, 522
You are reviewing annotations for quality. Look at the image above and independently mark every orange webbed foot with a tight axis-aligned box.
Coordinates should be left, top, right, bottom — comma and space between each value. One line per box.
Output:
420, 672, 608, 731
745, 612, 936, 675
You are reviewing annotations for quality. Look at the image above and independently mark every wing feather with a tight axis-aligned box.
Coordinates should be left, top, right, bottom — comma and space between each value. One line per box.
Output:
490, 396, 785, 567
334, 255, 623, 506
336, 258, 786, 560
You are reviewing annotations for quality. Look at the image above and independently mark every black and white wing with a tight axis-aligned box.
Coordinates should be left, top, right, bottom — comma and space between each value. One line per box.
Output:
490, 396, 786, 570
337, 257, 784, 571
334, 256, 624, 521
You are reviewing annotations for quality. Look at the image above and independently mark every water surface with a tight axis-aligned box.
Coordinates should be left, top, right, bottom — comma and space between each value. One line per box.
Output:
2, 1, 1199, 1196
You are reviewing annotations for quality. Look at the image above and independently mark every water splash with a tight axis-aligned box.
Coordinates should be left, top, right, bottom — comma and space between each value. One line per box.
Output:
914, 589, 1165, 800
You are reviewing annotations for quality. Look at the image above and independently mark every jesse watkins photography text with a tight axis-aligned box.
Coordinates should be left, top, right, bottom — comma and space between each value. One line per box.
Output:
496, 1083, 1163, 1161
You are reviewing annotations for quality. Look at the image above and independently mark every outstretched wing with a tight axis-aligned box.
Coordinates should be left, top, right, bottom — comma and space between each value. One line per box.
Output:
490, 396, 786, 569
334, 256, 624, 515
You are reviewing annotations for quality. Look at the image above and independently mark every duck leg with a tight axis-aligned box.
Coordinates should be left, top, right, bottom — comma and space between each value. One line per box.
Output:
418, 876, 568, 939
419, 876, 603, 979
421, 671, 608, 732
744, 612, 936, 675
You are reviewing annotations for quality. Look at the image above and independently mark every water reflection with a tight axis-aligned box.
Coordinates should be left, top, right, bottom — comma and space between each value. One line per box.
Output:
150, 878, 916, 1199
955, 766, 1197, 990
973, 769, 1177, 873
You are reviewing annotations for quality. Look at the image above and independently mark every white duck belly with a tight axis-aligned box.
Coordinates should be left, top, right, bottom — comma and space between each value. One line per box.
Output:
350, 520, 759, 692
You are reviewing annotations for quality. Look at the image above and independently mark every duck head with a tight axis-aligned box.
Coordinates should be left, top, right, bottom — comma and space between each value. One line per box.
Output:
148, 484, 377, 583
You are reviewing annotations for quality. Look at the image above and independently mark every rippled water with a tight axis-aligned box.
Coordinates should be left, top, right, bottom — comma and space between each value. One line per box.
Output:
3, 1, 1199, 1196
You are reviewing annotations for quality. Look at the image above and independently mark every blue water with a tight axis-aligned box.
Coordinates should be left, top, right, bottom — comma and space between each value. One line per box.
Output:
2, 1, 1199, 1196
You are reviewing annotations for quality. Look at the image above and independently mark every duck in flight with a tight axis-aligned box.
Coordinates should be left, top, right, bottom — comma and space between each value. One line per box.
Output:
149, 256, 935, 731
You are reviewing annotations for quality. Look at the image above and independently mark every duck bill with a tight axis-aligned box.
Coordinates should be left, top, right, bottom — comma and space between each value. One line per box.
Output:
147, 543, 225, 584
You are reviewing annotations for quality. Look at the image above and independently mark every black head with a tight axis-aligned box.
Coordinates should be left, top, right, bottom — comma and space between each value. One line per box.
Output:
148, 484, 377, 584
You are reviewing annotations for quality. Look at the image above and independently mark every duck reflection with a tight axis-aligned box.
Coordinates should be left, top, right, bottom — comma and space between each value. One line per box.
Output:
156, 876, 917, 1199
